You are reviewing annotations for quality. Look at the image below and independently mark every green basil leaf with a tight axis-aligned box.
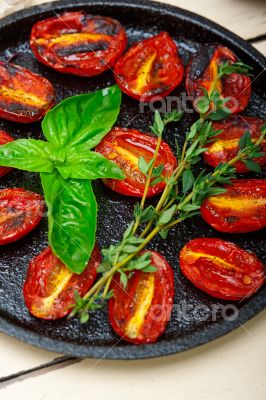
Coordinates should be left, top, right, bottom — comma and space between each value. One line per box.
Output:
42, 85, 121, 149
57, 147, 125, 180
41, 172, 97, 274
0, 139, 53, 172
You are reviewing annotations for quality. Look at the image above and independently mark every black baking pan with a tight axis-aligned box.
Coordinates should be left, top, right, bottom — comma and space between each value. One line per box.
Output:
0, 0, 265, 359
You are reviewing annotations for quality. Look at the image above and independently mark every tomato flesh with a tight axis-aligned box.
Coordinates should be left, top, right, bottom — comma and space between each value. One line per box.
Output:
180, 238, 265, 301
186, 45, 251, 114
0, 188, 44, 245
201, 179, 266, 233
108, 250, 174, 344
95, 127, 177, 197
23, 245, 100, 319
114, 32, 184, 101
30, 11, 127, 77
0, 130, 14, 177
204, 116, 266, 173
0, 62, 55, 123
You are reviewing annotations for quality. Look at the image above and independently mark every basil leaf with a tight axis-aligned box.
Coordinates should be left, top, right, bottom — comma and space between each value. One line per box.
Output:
0, 139, 53, 172
57, 148, 125, 180
42, 85, 121, 149
41, 172, 97, 274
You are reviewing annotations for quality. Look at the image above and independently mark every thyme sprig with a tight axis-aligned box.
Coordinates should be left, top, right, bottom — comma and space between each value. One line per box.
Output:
218, 61, 253, 78
132, 109, 183, 235
194, 60, 253, 121
70, 71, 265, 323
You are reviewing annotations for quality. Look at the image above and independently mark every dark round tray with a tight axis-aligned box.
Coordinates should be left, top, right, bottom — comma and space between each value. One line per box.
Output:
0, 0, 265, 359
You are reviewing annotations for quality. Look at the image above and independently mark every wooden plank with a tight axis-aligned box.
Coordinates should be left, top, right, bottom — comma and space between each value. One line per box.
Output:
0, 333, 62, 377
1, 311, 266, 398
157, 0, 266, 40
252, 40, 266, 56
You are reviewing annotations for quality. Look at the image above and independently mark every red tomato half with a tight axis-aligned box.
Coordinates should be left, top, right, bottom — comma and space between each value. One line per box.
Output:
204, 116, 266, 173
114, 32, 184, 101
180, 238, 265, 301
0, 62, 55, 123
30, 11, 127, 77
108, 250, 174, 344
201, 179, 266, 233
0, 130, 14, 177
23, 245, 100, 319
0, 188, 44, 245
186, 45, 251, 114
95, 127, 177, 197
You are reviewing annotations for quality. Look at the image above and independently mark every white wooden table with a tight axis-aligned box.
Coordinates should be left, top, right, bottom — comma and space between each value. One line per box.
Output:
0, 1, 265, 398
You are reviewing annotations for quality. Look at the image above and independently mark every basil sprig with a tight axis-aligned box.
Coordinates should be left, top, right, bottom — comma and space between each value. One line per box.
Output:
0, 85, 124, 273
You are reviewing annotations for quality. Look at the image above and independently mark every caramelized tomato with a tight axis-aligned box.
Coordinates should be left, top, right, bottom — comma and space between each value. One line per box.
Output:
108, 250, 174, 344
0, 130, 14, 177
114, 32, 184, 101
201, 179, 266, 233
23, 245, 100, 319
0, 62, 55, 123
95, 127, 177, 197
30, 11, 127, 77
204, 116, 266, 172
180, 238, 265, 301
186, 45, 251, 114
0, 188, 44, 245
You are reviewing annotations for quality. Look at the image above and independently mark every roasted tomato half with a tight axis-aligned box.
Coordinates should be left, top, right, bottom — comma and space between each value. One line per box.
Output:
30, 11, 127, 77
0, 130, 14, 177
0, 188, 44, 245
95, 127, 177, 197
23, 245, 100, 319
201, 179, 266, 233
186, 45, 251, 114
180, 238, 265, 301
204, 116, 266, 173
0, 62, 55, 123
108, 250, 174, 344
114, 32, 184, 101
